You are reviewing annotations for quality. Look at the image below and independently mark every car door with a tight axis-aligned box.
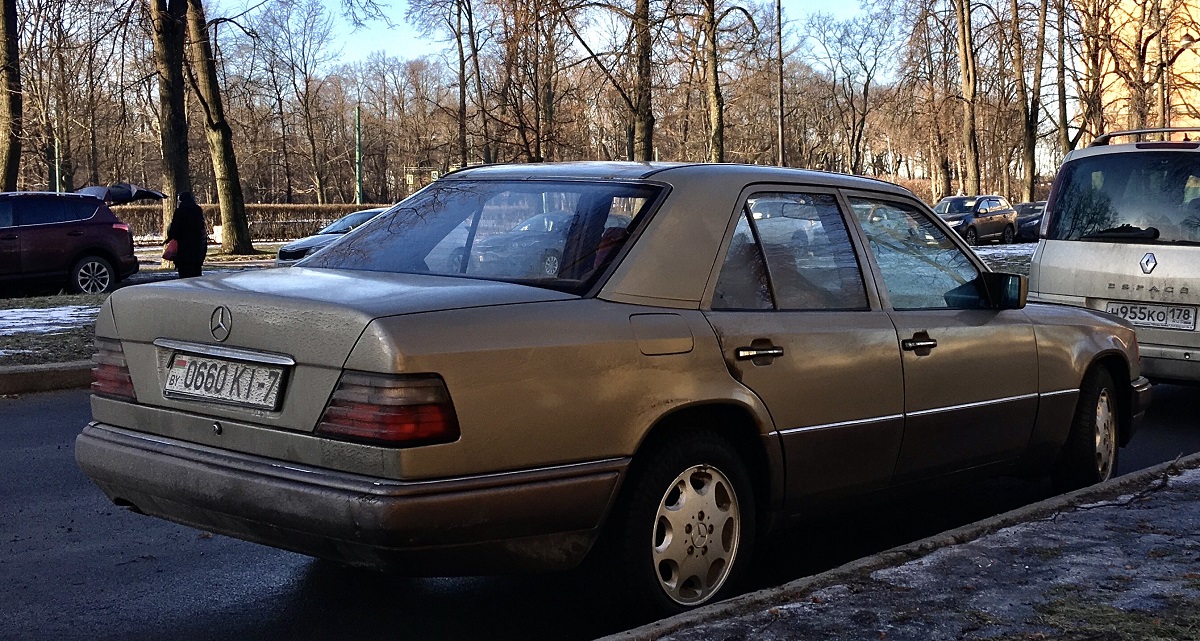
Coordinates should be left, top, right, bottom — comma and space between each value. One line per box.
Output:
846, 194, 1038, 481
973, 198, 996, 238
17, 197, 74, 277
0, 201, 16, 277
703, 189, 905, 505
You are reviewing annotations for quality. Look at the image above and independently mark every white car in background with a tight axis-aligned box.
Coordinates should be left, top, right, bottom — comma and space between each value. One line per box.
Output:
1030, 127, 1200, 384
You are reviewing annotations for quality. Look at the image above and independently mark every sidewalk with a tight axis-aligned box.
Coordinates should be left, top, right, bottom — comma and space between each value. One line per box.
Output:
606, 453, 1200, 641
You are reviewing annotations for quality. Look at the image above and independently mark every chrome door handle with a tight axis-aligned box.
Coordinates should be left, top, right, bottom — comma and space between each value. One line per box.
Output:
735, 346, 784, 361
901, 337, 938, 351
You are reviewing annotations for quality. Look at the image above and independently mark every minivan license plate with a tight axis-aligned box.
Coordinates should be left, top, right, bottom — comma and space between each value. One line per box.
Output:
164, 353, 285, 410
1103, 301, 1197, 331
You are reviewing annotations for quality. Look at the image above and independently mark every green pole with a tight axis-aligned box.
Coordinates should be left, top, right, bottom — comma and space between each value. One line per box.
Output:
355, 105, 363, 205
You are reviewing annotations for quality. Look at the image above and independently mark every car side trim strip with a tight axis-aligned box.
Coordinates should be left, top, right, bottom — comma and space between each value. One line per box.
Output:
776, 414, 904, 436
777, 390, 1074, 435
153, 339, 296, 366
907, 393, 1039, 417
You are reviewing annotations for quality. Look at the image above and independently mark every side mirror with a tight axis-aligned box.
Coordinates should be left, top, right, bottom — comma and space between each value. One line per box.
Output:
978, 272, 1028, 310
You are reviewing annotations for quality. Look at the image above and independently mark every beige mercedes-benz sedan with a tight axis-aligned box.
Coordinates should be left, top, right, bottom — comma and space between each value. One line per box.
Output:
78, 163, 1151, 613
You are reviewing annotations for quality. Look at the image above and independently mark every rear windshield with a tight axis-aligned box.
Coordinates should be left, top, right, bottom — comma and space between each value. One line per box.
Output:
1047, 151, 1200, 244
300, 180, 661, 294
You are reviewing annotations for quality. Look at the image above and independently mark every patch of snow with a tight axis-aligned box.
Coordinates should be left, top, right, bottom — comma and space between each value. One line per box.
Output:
0, 305, 100, 336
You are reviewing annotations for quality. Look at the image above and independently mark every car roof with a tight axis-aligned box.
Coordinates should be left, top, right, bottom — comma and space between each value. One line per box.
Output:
0, 191, 105, 203
445, 161, 914, 197
1065, 140, 1200, 163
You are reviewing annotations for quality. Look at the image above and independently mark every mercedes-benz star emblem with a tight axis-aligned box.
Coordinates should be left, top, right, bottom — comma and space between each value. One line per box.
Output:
1140, 252, 1158, 275
210, 306, 232, 342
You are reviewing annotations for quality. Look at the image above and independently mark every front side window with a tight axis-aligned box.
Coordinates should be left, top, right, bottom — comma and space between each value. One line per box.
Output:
851, 197, 985, 310
301, 180, 660, 294
1048, 151, 1200, 243
0, 202, 11, 228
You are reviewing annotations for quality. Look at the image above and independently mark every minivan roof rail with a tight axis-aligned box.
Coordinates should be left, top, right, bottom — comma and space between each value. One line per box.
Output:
1091, 127, 1200, 146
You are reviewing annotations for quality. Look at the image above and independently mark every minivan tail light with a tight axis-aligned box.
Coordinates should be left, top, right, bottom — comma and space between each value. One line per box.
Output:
316, 372, 460, 447
92, 337, 136, 401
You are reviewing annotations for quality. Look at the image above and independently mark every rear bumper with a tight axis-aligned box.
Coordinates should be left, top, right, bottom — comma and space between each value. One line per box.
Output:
1129, 376, 1152, 438
117, 254, 139, 279
1140, 344, 1200, 384
76, 422, 627, 574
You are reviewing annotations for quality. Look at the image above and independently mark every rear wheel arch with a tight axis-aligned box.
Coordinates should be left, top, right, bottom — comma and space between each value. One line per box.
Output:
630, 403, 776, 514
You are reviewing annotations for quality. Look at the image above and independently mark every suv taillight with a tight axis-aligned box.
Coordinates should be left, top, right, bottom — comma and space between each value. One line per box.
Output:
316, 372, 460, 447
91, 337, 136, 401
112, 223, 130, 232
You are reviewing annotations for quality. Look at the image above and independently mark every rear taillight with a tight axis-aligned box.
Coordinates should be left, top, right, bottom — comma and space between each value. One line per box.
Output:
112, 223, 130, 232
316, 372, 460, 448
91, 337, 136, 401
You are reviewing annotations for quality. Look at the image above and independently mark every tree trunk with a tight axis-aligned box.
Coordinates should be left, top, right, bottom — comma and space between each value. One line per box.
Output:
0, 0, 21, 191
951, 0, 980, 195
704, 0, 723, 162
632, 0, 654, 161
150, 0, 192, 232
454, 2, 468, 167
463, 0, 491, 164
186, 0, 253, 254
1057, 0, 1071, 156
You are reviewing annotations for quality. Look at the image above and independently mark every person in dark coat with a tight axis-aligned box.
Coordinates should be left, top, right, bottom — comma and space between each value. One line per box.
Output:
166, 192, 208, 278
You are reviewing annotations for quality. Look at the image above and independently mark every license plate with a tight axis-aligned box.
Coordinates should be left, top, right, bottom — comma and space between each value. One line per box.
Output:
164, 353, 286, 410
1103, 301, 1197, 331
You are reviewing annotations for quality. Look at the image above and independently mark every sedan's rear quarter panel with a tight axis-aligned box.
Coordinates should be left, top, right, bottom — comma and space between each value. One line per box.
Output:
348, 299, 773, 479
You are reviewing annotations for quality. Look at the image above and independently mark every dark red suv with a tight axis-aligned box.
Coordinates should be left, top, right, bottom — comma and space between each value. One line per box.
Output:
0, 192, 139, 294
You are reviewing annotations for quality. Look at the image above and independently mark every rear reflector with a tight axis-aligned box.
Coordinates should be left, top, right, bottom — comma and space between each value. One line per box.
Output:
316, 372, 460, 448
91, 337, 136, 402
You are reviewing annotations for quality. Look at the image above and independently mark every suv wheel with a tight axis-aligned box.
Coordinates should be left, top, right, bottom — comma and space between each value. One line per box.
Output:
963, 227, 978, 246
1002, 225, 1015, 244
70, 255, 115, 294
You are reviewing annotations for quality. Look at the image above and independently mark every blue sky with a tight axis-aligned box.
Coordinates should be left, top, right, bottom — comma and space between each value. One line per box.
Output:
325, 0, 864, 64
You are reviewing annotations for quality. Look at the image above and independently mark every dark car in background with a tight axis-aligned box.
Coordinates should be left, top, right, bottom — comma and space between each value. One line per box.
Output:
0, 192, 138, 294
1014, 201, 1046, 242
933, 195, 1019, 245
276, 207, 389, 266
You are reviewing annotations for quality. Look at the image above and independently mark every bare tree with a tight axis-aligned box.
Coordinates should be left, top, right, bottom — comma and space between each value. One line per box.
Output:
186, 0, 253, 253
0, 0, 20, 190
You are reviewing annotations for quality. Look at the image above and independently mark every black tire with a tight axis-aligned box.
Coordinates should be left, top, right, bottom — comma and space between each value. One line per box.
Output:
540, 250, 561, 276
605, 431, 756, 614
963, 227, 978, 246
1052, 368, 1119, 492
1002, 225, 1015, 244
69, 255, 115, 294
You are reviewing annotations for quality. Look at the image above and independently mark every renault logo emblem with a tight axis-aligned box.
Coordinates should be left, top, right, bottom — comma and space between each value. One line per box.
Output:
1140, 253, 1158, 275
210, 306, 232, 342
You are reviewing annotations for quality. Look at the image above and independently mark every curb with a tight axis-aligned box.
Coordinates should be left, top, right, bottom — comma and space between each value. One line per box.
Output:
0, 360, 93, 395
600, 451, 1200, 641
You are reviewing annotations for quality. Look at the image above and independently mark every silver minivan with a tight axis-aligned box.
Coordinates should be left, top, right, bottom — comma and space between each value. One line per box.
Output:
1030, 127, 1200, 384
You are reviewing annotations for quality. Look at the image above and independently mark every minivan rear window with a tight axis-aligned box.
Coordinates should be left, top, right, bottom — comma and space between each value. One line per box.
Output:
1047, 151, 1200, 243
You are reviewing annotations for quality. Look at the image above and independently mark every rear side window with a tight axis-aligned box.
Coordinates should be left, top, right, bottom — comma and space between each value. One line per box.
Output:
0, 202, 11, 227
1048, 151, 1200, 243
13, 198, 97, 225
712, 192, 867, 311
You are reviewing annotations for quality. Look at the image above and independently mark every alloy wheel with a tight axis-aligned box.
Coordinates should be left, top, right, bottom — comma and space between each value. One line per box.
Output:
1093, 388, 1117, 479
651, 464, 741, 606
76, 261, 112, 294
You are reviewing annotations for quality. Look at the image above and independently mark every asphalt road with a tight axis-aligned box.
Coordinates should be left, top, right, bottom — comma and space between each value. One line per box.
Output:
1, 385, 1197, 641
